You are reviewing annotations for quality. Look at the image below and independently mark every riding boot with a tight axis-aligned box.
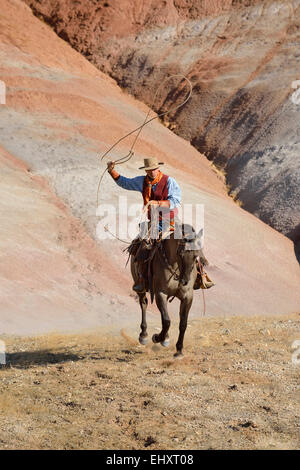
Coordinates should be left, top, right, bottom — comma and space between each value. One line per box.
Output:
194, 269, 215, 289
132, 260, 147, 293
132, 277, 146, 293
193, 271, 202, 290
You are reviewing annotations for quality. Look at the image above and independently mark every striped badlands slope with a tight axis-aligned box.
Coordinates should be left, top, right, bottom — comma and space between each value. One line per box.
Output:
0, 0, 299, 334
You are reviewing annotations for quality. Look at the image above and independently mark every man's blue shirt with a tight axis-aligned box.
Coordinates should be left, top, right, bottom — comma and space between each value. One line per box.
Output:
116, 175, 181, 209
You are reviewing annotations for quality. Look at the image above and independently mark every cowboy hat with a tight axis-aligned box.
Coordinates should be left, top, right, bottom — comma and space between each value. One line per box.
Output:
139, 158, 164, 171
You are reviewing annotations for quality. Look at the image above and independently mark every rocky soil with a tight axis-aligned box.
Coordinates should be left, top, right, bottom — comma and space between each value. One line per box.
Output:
0, 313, 299, 450
23, 0, 300, 256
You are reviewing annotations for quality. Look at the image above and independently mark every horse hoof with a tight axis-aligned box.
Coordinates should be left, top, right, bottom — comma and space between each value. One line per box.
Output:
174, 351, 183, 359
152, 334, 160, 344
161, 339, 170, 348
139, 335, 148, 345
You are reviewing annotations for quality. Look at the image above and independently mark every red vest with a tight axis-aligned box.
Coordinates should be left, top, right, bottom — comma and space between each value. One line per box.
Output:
142, 174, 178, 228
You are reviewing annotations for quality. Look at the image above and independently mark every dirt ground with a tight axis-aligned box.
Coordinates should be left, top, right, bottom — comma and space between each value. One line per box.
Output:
0, 312, 299, 450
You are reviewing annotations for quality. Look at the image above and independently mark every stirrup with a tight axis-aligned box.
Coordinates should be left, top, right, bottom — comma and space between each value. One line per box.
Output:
194, 271, 215, 290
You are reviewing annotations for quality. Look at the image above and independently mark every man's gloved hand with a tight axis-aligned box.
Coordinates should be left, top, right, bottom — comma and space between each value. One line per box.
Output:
107, 160, 115, 174
107, 160, 120, 180
147, 200, 170, 208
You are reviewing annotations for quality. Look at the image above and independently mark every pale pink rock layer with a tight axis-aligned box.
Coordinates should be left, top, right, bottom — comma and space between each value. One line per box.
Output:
0, 145, 138, 334
23, 0, 300, 243
0, 0, 299, 334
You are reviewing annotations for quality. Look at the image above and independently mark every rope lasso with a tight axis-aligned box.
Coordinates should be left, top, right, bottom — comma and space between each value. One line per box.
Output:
96, 74, 192, 210
103, 201, 152, 244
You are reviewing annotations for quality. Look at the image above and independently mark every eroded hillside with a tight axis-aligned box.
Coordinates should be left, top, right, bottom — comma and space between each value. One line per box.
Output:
0, 0, 299, 334
23, 0, 300, 255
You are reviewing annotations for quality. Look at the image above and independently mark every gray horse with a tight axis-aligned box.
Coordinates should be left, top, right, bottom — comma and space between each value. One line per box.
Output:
130, 224, 202, 357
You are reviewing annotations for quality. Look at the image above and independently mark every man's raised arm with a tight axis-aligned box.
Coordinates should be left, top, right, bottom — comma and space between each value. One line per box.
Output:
107, 161, 144, 192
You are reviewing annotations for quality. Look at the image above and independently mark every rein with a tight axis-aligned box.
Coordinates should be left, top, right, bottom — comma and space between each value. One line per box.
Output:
158, 237, 187, 303
159, 231, 206, 314
159, 241, 181, 282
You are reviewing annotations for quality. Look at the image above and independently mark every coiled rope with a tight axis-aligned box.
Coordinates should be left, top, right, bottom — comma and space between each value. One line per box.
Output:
96, 74, 192, 209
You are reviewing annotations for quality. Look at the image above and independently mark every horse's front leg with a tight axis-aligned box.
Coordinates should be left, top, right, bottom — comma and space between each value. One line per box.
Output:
152, 291, 170, 347
138, 293, 148, 345
174, 295, 193, 358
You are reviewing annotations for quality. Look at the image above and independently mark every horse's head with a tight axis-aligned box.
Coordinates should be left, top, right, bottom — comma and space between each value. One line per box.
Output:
176, 224, 202, 287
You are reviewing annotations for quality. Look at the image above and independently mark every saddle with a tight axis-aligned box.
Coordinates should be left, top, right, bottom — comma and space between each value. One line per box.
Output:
125, 233, 215, 301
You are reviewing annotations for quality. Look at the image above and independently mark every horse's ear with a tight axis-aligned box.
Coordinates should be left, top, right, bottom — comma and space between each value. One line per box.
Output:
182, 223, 195, 241
193, 228, 204, 250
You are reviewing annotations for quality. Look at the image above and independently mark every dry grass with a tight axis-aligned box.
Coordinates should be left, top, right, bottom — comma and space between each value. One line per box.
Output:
0, 313, 299, 450
210, 161, 227, 185
207, 162, 243, 207
227, 187, 244, 207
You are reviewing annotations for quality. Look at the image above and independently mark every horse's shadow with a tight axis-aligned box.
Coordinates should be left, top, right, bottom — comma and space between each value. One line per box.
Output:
3, 350, 82, 369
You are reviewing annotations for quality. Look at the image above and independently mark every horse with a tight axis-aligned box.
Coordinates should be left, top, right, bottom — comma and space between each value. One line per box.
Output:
130, 224, 202, 357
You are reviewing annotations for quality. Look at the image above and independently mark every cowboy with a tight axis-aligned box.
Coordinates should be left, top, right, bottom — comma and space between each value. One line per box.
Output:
107, 157, 181, 292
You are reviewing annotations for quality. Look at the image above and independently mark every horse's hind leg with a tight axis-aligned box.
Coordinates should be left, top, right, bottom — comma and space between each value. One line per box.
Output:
152, 292, 170, 347
138, 293, 148, 345
174, 296, 193, 358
